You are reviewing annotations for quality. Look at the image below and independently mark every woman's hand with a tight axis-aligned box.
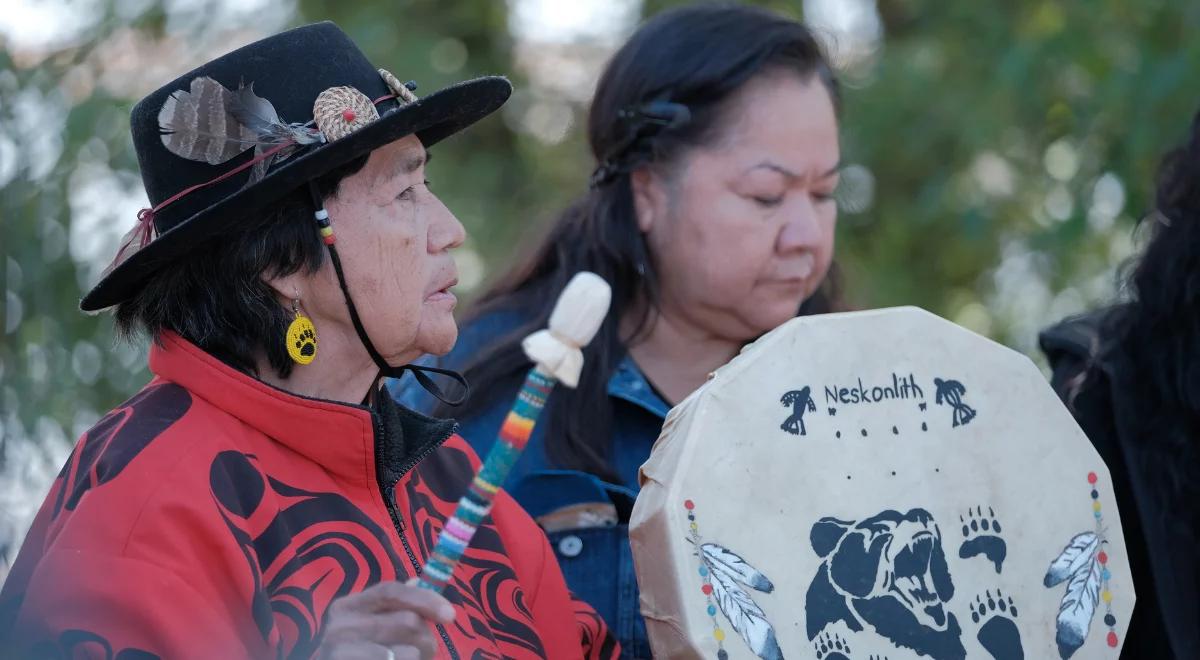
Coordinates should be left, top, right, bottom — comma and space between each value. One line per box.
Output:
316, 580, 456, 659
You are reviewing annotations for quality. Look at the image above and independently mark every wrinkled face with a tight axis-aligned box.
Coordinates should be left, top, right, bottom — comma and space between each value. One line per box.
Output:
635, 71, 840, 341
304, 135, 464, 365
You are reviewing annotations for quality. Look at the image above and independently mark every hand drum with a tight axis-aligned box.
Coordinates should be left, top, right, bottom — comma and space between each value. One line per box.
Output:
630, 307, 1133, 660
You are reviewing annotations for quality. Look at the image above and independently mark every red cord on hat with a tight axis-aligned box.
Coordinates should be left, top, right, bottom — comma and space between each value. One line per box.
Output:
133, 141, 296, 247
131, 92, 399, 248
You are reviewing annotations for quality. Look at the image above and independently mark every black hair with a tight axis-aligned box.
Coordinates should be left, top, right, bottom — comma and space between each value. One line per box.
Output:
435, 3, 841, 482
1104, 107, 1200, 415
1075, 105, 1200, 529
114, 155, 368, 379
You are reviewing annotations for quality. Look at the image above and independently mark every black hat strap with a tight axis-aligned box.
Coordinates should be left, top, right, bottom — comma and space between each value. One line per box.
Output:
306, 181, 469, 406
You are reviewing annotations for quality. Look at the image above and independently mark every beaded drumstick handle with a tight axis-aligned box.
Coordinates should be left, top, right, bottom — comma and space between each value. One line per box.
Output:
416, 272, 612, 592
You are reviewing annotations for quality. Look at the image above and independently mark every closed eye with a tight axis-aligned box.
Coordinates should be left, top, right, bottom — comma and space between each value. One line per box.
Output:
752, 195, 784, 208
397, 179, 431, 201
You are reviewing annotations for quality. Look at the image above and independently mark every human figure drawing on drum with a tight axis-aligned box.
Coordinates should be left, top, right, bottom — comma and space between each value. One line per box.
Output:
780, 387, 817, 436
392, 6, 843, 656
933, 379, 977, 428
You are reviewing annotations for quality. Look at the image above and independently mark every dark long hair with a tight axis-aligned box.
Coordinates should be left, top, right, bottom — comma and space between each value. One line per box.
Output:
1103, 107, 1200, 428
1081, 106, 1200, 520
437, 4, 841, 481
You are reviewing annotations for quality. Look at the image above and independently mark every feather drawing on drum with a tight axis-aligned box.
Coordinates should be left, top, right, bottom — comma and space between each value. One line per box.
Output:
630, 307, 1134, 660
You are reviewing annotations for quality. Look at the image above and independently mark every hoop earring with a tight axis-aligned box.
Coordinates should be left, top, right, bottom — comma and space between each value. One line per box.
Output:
286, 299, 317, 365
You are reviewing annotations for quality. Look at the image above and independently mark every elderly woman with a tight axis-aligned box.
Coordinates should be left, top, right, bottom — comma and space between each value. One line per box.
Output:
393, 5, 842, 656
0, 23, 615, 660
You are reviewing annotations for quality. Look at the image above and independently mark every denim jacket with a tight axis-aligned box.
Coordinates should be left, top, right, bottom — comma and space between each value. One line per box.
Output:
388, 311, 667, 659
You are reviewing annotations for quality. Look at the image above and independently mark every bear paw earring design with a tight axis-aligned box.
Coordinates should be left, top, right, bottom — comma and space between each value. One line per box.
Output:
286, 299, 317, 365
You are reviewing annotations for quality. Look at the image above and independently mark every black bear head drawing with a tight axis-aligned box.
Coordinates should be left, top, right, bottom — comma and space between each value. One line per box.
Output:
806, 508, 965, 659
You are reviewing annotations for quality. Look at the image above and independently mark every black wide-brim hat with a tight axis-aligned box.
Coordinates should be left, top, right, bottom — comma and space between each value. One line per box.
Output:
81, 21, 511, 312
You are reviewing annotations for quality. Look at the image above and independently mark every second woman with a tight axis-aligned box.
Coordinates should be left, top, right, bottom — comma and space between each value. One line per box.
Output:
393, 5, 843, 656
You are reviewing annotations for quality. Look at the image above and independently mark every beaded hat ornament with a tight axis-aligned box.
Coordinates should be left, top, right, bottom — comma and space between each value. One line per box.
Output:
312, 85, 383, 142
631, 307, 1135, 660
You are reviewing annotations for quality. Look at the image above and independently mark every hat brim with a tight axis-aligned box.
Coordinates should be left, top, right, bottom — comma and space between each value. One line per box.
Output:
81, 75, 512, 312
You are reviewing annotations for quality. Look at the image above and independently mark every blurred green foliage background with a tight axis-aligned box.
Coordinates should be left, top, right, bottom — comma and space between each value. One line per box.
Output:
1, 0, 1198, 569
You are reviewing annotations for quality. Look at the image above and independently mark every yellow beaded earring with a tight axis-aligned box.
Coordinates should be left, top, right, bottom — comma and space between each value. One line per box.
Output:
286, 299, 317, 365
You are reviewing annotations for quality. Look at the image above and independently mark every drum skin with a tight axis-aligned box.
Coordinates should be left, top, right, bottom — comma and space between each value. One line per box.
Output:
630, 307, 1134, 660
